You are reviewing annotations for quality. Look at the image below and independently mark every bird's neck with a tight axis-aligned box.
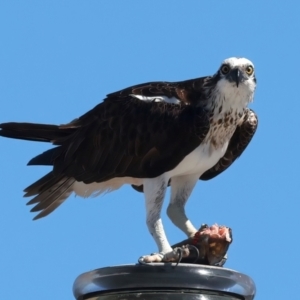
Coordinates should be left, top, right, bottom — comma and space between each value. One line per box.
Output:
206, 80, 254, 122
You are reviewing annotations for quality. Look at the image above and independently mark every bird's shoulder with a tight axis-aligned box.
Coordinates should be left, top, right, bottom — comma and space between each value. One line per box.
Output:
106, 75, 215, 105
65, 75, 215, 129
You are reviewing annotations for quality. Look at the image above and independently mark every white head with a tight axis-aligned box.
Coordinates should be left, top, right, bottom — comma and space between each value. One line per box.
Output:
213, 57, 257, 108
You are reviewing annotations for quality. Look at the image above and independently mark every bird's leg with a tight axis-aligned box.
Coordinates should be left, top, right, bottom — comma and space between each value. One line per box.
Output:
167, 174, 199, 238
140, 175, 173, 263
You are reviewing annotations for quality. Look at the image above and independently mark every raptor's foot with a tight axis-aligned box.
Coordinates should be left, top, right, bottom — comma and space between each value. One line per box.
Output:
138, 247, 191, 264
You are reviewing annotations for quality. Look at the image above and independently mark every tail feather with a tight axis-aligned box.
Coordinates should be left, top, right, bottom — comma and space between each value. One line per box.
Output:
24, 172, 56, 198
30, 177, 73, 212
24, 171, 75, 220
0, 122, 73, 143
1, 122, 78, 219
27, 148, 62, 166
33, 198, 70, 220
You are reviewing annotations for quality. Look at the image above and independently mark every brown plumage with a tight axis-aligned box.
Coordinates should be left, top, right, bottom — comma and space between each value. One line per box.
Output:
0, 76, 257, 219
0, 77, 218, 218
0, 57, 258, 263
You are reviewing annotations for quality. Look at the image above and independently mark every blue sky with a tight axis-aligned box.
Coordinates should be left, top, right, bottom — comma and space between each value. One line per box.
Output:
0, 1, 299, 299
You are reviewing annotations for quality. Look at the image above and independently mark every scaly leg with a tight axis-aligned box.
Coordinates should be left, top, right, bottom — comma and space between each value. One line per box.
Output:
140, 175, 173, 262
167, 174, 199, 238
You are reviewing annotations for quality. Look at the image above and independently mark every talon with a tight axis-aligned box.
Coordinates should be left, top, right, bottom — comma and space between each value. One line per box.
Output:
138, 247, 191, 264
139, 252, 164, 263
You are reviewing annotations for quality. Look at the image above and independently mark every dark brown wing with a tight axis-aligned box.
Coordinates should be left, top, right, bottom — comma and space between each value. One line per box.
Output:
48, 94, 211, 184
0, 77, 214, 219
200, 109, 258, 181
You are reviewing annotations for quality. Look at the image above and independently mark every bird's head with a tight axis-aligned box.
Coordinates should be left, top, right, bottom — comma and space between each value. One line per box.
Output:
211, 57, 257, 108
217, 57, 256, 89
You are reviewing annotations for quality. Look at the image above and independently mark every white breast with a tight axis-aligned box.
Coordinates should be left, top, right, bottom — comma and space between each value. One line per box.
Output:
166, 140, 229, 178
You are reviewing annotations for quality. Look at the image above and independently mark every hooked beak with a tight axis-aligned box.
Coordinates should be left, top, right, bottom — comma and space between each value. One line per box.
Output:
227, 68, 243, 87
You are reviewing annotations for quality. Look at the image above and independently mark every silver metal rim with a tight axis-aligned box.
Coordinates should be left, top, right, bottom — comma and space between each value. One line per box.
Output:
73, 264, 255, 299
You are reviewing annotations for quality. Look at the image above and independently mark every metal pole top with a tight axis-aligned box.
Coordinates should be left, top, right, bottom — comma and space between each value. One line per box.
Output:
73, 264, 255, 300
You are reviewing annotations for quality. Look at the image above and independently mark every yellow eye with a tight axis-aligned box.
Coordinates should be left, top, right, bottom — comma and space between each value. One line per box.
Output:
221, 64, 230, 74
246, 65, 254, 75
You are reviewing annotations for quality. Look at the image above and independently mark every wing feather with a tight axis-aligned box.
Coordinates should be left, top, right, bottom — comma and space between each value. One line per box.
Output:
1, 76, 216, 218
53, 95, 210, 184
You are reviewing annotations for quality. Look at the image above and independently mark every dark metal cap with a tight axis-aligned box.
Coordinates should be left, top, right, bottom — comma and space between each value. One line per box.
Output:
73, 264, 255, 300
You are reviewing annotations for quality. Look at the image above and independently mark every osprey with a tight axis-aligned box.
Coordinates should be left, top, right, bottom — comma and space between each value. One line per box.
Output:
0, 57, 258, 262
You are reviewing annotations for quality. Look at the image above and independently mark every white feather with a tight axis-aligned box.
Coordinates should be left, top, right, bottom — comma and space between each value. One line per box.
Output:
73, 177, 143, 198
130, 94, 180, 104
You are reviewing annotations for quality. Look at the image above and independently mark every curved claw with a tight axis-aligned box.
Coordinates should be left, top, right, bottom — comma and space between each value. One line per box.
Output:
138, 256, 151, 266
138, 247, 191, 265
138, 253, 164, 264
